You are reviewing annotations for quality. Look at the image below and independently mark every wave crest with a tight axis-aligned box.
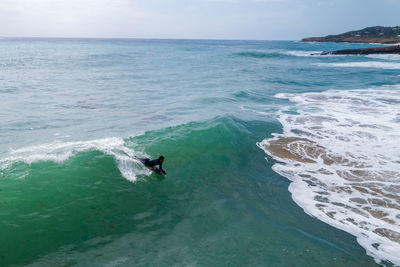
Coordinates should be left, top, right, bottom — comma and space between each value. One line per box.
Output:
1, 137, 149, 182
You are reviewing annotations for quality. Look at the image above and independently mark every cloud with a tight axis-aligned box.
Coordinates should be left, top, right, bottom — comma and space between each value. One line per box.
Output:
253, 0, 287, 3
0, 0, 398, 39
205, 0, 239, 2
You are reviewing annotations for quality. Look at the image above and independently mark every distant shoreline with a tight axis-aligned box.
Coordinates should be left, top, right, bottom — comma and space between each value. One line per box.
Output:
315, 45, 400, 55
304, 26, 400, 55
302, 26, 400, 44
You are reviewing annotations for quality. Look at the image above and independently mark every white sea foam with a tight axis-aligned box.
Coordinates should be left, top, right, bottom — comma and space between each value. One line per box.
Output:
285, 51, 322, 57
0, 137, 150, 182
286, 50, 400, 61
258, 85, 400, 265
317, 62, 400, 69
365, 54, 400, 61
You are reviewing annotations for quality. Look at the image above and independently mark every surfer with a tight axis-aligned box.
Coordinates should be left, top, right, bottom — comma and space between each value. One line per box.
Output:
141, 156, 167, 175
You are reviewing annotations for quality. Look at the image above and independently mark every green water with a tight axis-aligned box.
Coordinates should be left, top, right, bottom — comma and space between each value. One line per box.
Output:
1, 118, 376, 266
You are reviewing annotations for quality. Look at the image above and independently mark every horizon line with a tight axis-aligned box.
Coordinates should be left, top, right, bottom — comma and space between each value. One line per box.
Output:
0, 36, 298, 42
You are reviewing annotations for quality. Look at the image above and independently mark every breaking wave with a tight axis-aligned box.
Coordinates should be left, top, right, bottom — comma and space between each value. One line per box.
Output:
0, 137, 149, 182
317, 62, 400, 69
258, 85, 400, 265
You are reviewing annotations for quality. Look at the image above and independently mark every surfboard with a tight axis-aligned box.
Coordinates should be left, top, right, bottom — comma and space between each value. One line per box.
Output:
152, 167, 165, 175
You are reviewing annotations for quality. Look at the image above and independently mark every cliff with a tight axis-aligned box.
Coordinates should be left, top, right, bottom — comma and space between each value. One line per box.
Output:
302, 26, 400, 44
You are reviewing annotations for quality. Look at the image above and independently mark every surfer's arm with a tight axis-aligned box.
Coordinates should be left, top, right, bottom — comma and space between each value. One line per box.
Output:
159, 163, 167, 175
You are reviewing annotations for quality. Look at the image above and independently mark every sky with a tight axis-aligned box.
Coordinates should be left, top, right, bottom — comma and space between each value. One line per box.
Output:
0, 0, 399, 40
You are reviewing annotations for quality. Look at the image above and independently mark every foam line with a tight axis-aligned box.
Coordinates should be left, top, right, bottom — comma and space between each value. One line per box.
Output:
1, 137, 149, 182
259, 85, 400, 265
317, 62, 400, 69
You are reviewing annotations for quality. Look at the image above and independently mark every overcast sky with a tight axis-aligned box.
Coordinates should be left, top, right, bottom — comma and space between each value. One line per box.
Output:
0, 0, 399, 40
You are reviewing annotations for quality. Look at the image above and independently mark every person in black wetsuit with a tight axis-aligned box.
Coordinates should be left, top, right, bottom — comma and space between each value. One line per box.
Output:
142, 155, 167, 175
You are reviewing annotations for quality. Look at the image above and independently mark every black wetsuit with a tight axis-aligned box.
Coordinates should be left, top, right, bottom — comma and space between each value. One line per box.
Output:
142, 158, 165, 174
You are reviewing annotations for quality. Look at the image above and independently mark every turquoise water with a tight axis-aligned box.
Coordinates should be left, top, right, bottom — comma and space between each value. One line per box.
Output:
1, 39, 399, 266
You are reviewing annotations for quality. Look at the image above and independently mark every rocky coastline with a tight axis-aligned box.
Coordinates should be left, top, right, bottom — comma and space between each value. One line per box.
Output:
315, 45, 400, 55
302, 26, 400, 44
303, 26, 400, 55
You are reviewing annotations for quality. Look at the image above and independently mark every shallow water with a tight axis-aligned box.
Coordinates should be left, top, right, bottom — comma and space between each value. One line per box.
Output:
259, 88, 400, 264
1, 38, 399, 266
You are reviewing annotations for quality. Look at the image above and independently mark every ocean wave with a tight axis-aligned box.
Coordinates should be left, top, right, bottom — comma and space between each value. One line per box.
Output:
286, 51, 400, 61
258, 85, 400, 265
365, 54, 400, 61
235, 50, 345, 59
317, 62, 400, 69
0, 137, 149, 182
233, 51, 289, 59
284, 51, 322, 57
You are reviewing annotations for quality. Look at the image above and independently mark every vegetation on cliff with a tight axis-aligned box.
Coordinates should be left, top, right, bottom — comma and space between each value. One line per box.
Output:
303, 26, 400, 44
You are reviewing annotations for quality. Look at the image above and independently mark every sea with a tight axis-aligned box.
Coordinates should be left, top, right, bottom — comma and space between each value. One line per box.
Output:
0, 38, 399, 266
